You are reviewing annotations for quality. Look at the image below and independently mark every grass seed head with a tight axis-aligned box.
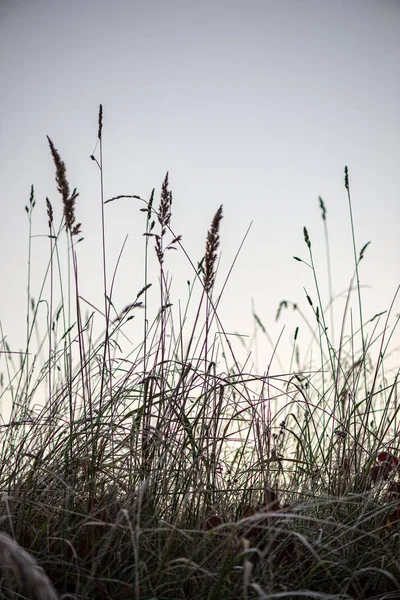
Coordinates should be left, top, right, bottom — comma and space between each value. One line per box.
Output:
158, 172, 172, 230
47, 136, 81, 235
204, 205, 223, 294
46, 197, 53, 228
344, 165, 349, 190
98, 103, 103, 140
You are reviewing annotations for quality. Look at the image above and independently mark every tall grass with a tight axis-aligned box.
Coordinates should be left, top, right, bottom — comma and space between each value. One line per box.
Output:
0, 107, 399, 600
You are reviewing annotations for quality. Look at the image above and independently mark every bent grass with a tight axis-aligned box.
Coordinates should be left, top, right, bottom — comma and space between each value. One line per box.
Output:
0, 106, 399, 600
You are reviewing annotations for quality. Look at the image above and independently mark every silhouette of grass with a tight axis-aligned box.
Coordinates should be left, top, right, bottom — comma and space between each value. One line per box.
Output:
0, 108, 399, 599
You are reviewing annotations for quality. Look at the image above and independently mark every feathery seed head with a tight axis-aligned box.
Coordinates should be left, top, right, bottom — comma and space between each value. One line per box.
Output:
155, 174, 173, 264
158, 172, 172, 229
47, 136, 81, 235
204, 205, 223, 294
47, 136, 69, 204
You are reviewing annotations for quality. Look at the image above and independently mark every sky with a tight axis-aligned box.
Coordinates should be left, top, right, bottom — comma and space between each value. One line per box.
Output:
0, 0, 399, 420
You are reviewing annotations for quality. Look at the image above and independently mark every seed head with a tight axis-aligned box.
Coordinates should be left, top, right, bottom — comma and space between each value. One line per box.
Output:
47, 136, 80, 235
204, 205, 223, 294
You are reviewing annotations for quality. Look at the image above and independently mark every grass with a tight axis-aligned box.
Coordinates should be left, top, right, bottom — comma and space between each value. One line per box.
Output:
0, 105, 399, 600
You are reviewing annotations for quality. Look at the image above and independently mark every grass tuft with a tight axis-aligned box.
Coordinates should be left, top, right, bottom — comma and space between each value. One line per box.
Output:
0, 110, 398, 599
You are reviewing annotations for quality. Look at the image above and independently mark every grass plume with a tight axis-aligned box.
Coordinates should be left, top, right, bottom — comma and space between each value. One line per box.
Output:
46, 136, 81, 235
204, 204, 223, 294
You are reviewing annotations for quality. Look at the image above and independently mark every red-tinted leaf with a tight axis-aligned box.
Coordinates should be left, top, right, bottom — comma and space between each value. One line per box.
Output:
341, 458, 351, 472
205, 514, 223, 530
377, 452, 399, 468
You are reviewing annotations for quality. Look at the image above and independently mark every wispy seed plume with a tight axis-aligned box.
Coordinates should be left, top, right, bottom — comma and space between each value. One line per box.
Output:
47, 136, 69, 205
47, 136, 81, 235
204, 205, 223, 293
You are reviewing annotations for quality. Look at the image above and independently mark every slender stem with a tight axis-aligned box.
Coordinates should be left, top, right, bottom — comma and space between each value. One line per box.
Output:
345, 166, 367, 394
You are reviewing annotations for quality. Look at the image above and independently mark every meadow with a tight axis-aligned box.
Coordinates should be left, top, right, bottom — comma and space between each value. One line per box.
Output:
0, 106, 399, 600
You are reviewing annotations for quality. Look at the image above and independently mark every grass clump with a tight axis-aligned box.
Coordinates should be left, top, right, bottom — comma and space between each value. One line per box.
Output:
0, 106, 399, 600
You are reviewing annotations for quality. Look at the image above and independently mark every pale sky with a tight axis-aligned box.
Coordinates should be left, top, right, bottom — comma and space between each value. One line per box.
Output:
0, 0, 399, 419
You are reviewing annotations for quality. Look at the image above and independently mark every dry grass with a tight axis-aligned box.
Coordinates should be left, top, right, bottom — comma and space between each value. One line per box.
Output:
0, 532, 59, 600
0, 108, 399, 599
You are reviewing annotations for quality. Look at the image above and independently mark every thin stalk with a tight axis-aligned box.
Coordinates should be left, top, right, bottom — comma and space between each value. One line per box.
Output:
344, 166, 367, 395
97, 104, 111, 417
319, 196, 335, 347
46, 199, 54, 424
23, 186, 35, 407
